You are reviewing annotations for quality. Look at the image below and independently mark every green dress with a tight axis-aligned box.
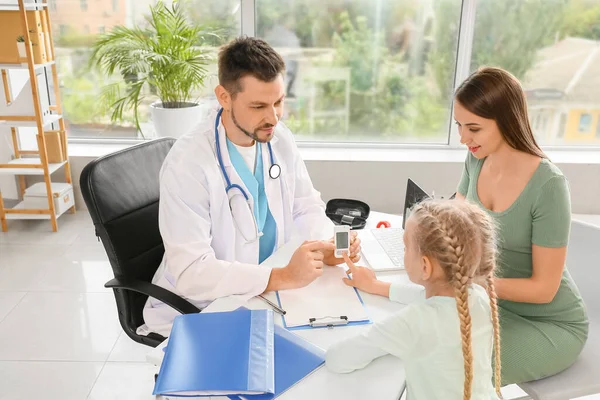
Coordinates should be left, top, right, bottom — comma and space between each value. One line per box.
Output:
457, 153, 589, 385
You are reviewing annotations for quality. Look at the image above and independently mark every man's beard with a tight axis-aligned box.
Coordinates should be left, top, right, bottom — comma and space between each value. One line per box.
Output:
231, 108, 275, 143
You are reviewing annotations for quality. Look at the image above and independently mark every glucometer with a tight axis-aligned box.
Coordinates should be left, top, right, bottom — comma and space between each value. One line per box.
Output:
334, 225, 351, 258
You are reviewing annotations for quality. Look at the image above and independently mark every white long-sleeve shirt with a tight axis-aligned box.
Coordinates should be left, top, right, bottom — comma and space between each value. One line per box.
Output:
326, 284, 499, 400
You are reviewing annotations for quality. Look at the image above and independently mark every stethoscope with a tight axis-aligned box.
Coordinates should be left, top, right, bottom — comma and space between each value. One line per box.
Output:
215, 107, 281, 243
215, 108, 281, 201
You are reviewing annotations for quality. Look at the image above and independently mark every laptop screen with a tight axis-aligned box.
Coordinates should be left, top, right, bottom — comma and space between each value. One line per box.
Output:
402, 179, 430, 230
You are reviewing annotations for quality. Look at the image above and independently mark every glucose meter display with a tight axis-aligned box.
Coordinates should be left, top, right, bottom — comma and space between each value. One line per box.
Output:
336, 232, 349, 249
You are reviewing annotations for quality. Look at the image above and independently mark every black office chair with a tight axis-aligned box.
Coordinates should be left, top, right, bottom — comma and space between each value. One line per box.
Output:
80, 138, 200, 348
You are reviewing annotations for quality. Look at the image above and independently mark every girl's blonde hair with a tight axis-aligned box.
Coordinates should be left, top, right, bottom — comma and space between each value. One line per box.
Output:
408, 199, 501, 399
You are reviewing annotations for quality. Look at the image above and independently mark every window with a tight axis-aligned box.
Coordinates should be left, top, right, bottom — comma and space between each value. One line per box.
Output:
257, 0, 461, 144
558, 113, 567, 139
530, 108, 551, 138
472, 0, 600, 146
51, 1, 241, 139
578, 113, 592, 133
48, 0, 600, 146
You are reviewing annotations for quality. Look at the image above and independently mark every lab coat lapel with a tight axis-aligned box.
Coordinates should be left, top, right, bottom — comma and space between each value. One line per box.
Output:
228, 138, 260, 221
263, 134, 285, 248
215, 119, 254, 210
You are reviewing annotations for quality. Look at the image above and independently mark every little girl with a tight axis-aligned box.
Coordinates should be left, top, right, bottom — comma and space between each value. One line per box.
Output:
326, 199, 502, 400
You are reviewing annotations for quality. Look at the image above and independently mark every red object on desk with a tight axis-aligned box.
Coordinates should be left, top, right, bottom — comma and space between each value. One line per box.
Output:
376, 221, 391, 228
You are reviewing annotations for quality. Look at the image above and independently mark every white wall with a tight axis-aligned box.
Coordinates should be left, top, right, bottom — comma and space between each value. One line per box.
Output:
306, 160, 600, 215
68, 155, 600, 215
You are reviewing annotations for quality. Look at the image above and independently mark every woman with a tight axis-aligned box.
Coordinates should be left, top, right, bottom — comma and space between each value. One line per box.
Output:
453, 66, 588, 384
343, 66, 588, 385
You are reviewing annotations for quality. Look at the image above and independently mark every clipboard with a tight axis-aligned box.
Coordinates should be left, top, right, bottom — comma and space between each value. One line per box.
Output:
275, 266, 371, 330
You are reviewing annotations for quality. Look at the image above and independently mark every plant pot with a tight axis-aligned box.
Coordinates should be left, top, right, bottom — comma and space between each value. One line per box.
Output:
150, 100, 207, 139
16, 42, 27, 65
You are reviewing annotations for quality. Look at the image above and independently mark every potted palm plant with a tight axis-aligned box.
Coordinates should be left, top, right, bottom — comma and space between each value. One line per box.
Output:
89, 1, 215, 138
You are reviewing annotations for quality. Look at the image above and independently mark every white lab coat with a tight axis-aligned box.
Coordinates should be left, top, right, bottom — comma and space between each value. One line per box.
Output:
138, 105, 334, 336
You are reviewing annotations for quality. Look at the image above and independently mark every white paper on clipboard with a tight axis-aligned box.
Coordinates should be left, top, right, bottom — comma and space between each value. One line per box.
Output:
277, 266, 369, 328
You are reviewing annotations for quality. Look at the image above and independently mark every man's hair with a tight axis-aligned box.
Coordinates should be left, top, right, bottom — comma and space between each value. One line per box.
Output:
218, 36, 286, 97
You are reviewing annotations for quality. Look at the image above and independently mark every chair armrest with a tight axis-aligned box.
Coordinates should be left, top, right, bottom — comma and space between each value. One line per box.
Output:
105, 278, 201, 315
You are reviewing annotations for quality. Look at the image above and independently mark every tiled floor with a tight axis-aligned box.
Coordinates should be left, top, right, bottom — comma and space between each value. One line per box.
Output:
0, 211, 156, 400
0, 211, 598, 400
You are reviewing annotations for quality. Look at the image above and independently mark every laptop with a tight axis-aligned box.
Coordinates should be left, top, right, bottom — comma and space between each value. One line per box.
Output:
361, 179, 431, 271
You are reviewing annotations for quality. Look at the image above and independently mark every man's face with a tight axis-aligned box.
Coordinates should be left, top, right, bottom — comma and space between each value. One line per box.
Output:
229, 75, 286, 143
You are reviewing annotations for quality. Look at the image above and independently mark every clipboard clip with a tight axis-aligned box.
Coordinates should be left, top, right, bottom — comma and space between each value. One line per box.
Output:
308, 315, 349, 329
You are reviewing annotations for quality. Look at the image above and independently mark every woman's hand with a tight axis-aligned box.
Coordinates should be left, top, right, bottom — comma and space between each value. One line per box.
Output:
342, 253, 391, 297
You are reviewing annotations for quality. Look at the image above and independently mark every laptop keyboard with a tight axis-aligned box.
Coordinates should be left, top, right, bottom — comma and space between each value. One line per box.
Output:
371, 228, 405, 266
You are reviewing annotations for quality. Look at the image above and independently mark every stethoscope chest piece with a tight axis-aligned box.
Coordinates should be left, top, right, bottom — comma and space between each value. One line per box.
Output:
269, 163, 281, 179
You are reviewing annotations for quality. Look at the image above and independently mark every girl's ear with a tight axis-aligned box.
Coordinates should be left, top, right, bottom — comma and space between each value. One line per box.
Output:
421, 255, 433, 281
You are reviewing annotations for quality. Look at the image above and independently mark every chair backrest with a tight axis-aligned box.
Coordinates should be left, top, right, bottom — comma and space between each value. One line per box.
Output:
80, 138, 175, 337
566, 220, 600, 322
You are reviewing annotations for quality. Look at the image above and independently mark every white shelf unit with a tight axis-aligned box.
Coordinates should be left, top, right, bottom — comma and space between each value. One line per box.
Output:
0, 2, 48, 9
5, 200, 70, 220
0, 158, 67, 175
0, 0, 74, 232
0, 61, 55, 70
0, 114, 63, 127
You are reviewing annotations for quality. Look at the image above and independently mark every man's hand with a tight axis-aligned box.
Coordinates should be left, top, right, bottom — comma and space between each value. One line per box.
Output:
342, 253, 391, 297
265, 240, 335, 292
322, 231, 361, 266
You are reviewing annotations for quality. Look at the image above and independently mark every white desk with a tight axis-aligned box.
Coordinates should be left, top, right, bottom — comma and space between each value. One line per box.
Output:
149, 211, 410, 400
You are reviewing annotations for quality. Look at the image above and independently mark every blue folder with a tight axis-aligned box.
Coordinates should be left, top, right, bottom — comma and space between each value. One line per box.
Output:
230, 324, 326, 400
153, 309, 275, 397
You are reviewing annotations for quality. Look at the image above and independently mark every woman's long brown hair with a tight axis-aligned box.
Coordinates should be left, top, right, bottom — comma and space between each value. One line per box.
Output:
455, 67, 546, 159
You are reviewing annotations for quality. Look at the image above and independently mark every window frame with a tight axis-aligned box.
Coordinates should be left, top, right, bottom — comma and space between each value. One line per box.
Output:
63, 0, 600, 151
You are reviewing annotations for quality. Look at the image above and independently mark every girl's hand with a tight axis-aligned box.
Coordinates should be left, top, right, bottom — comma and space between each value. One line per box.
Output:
342, 253, 391, 297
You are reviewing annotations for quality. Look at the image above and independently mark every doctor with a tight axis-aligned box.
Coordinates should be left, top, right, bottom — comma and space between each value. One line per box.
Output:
139, 37, 361, 336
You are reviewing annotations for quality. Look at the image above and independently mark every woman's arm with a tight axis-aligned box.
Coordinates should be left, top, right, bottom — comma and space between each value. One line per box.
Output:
496, 176, 571, 304
494, 245, 567, 304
